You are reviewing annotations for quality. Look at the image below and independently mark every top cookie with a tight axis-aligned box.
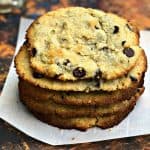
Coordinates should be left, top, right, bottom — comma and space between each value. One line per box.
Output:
26, 7, 140, 81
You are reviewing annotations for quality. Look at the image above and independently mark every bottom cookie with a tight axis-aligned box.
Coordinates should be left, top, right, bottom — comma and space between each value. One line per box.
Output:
22, 88, 144, 130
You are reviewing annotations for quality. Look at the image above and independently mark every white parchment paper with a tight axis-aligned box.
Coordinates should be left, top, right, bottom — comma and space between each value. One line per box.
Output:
0, 18, 150, 145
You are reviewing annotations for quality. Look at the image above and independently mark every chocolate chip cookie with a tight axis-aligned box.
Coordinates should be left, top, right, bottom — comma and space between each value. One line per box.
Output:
15, 44, 147, 92
26, 7, 140, 81
19, 77, 144, 106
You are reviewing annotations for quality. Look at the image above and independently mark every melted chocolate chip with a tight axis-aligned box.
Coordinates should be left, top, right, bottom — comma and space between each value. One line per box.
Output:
94, 69, 102, 87
32, 72, 44, 78
94, 69, 102, 80
126, 24, 133, 31
95, 25, 99, 29
73, 67, 86, 78
31, 48, 37, 57
63, 59, 70, 66
130, 76, 138, 82
123, 48, 134, 57
113, 26, 119, 34
122, 41, 126, 46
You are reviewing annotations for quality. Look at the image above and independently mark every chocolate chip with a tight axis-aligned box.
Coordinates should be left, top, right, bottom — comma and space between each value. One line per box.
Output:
73, 67, 86, 78
63, 59, 70, 66
126, 24, 133, 31
31, 48, 37, 57
122, 41, 126, 46
94, 69, 102, 87
32, 72, 44, 78
113, 26, 119, 34
123, 48, 134, 57
94, 69, 102, 80
130, 76, 138, 82
95, 25, 99, 29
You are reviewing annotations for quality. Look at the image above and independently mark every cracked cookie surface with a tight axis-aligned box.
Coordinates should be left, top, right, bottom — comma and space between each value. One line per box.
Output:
15, 45, 147, 92
26, 7, 140, 81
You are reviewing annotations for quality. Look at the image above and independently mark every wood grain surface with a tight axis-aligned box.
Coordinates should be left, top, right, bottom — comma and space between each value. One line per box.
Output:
0, 0, 150, 149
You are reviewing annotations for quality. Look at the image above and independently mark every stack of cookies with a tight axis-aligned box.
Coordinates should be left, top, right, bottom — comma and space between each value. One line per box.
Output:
15, 7, 147, 130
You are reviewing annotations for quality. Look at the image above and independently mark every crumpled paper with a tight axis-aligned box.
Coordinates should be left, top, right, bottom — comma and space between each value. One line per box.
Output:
0, 18, 150, 146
